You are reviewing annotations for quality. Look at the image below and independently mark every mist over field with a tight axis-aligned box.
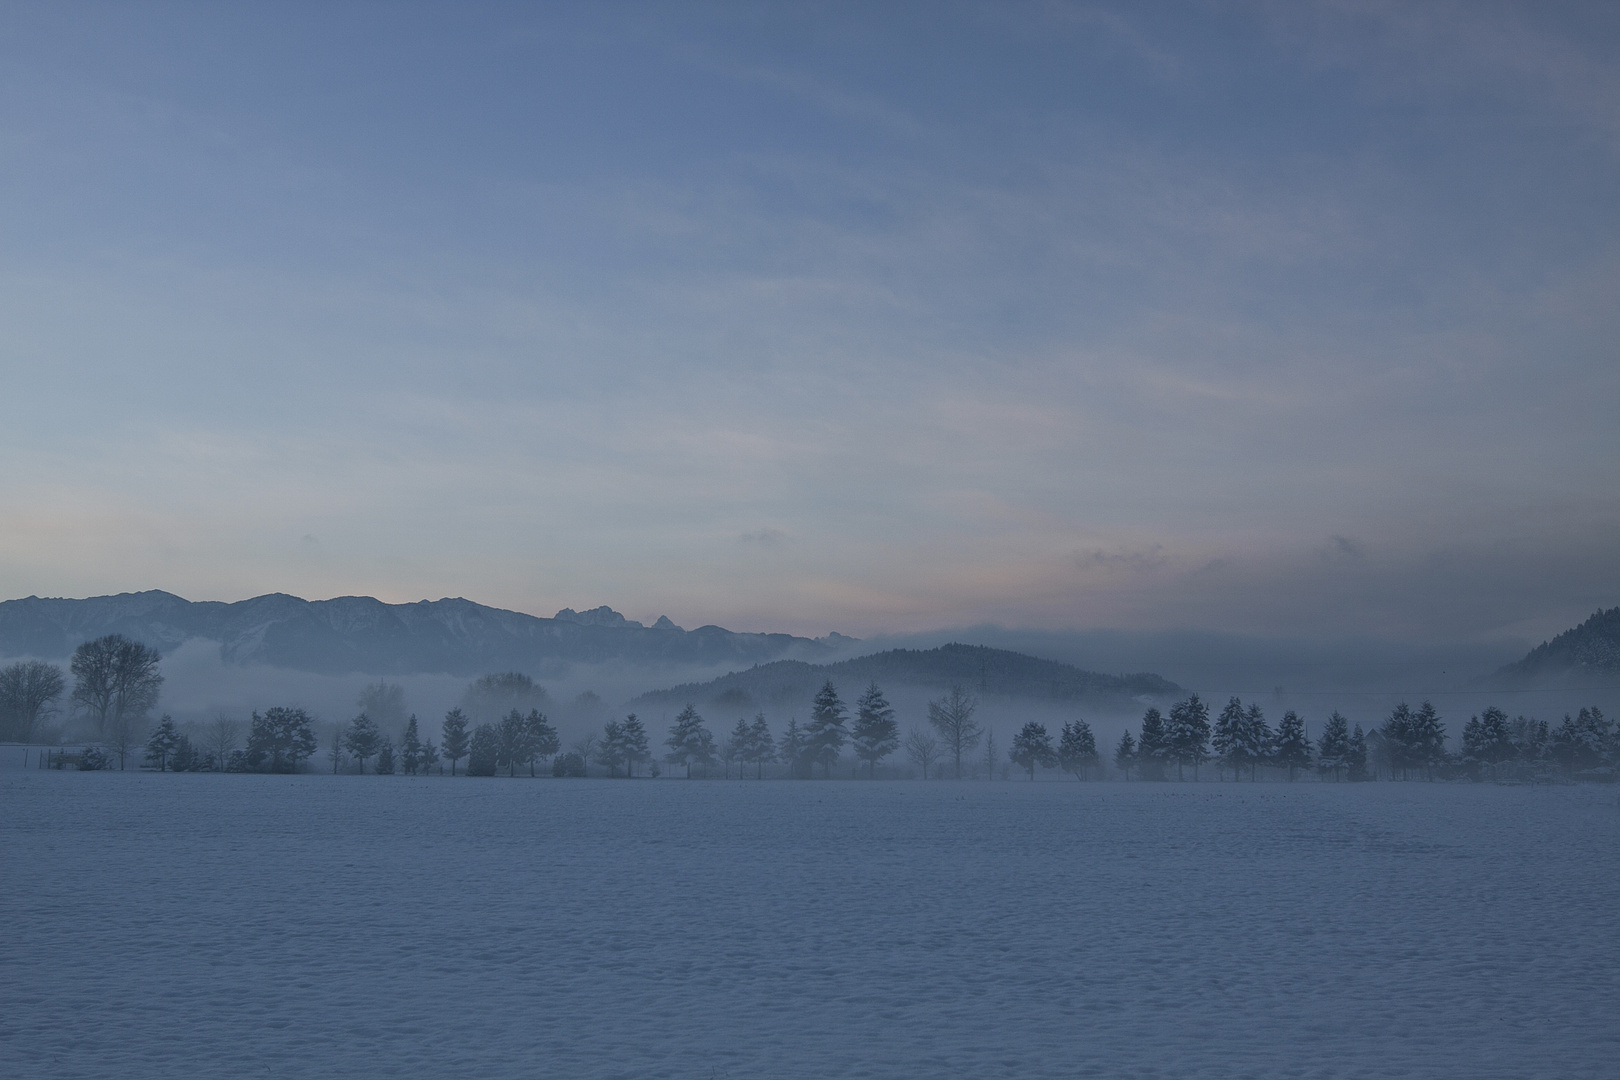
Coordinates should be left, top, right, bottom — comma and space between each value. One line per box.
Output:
3, 2, 1619, 1078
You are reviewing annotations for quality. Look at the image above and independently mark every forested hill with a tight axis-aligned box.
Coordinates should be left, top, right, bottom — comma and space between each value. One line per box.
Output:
0, 591, 845, 676
1496, 607, 1620, 684
631, 643, 1180, 712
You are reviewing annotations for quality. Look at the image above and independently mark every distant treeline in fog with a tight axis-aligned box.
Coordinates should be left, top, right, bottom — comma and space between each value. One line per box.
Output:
8, 634, 1617, 783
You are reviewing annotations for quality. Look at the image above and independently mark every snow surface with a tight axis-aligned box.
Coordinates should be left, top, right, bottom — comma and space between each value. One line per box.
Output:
2, 773, 1616, 1079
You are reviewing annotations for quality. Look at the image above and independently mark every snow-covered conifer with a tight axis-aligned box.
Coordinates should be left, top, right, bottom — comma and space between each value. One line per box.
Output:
850, 681, 899, 778
440, 708, 470, 776
1273, 711, 1310, 780
1009, 721, 1057, 781
1058, 720, 1098, 780
143, 714, 180, 771
805, 681, 849, 778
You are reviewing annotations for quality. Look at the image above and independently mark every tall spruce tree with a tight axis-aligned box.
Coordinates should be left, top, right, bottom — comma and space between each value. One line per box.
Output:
496, 709, 530, 778
143, 714, 180, 772
1009, 722, 1057, 781
343, 714, 381, 774
724, 717, 751, 779
1346, 724, 1368, 781
1316, 711, 1351, 781
421, 738, 439, 775
1167, 694, 1211, 780
1213, 697, 1245, 781
598, 719, 629, 777
466, 723, 499, 776
440, 708, 470, 776
850, 681, 899, 778
1410, 701, 1447, 779
375, 737, 395, 775
1058, 720, 1098, 780
665, 705, 717, 778
1462, 706, 1515, 777
1137, 708, 1169, 780
747, 712, 776, 778
805, 681, 849, 778
620, 713, 650, 777
1239, 703, 1273, 781
1113, 729, 1137, 780
400, 715, 424, 776
1273, 711, 1310, 780
525, 709, 560, 774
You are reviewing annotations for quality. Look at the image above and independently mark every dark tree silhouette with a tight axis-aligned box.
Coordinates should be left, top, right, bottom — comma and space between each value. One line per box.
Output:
466, 723, 499, 776
1316, 711, 1352, 781
1113, 729, 1137, 780
1273, 711, 1311, 780
1058, 720, 1098, 780
850, 681, 899, 778
440, 708, 470, 776
143, 714, 180, 771
1009, 721, 1057, 781
1136, 708, 1169, 781
1167, 695, 1211, 780
805, 681, 849, 778
344, 714, 381, 773
665, 705, 717, 778
71, 635, 163, 768
0, 660, 65, 742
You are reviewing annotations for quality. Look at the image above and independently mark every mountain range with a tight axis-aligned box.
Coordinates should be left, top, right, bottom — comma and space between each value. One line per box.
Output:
0, 591, 847, 676
631, 642, 1182, 713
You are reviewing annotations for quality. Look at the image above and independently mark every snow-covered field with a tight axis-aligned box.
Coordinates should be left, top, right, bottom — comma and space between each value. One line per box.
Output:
2, 774, 1615, 1079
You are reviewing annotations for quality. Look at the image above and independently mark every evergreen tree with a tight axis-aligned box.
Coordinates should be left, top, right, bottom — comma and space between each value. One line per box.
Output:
665, 705, 717, 778
1239, 703, 1273, 781
1213, 697, 1245, 781
143, 714, 181, 771
246, 707, 319, 773
421, 738, 439, 776
1137, 707, 1169, 780
1058, 720, 1098, 780
343, 713, 381, 773
850, 681, 899, 778
1346, 724, 1369, 781
1410, 701, 1447, 779
1273, 711, 1310, 780
525, 710, 560, 774
724, 717, 750, 779
983, 728, 997, 781
466, 723, 499, 777
1316, 711, 1351, 781
779, 717, 809, 779
1509, 715, 1549, 764
1462, 706, 1516, 777
170, 733, 201, 772
1551, 707, 1611, 774
496, 709, 531, 778
747, 712, 776, 778
620, 713, 650, 777
375, 737, 395, 775
1167, 694, 1211, 780
805, 680, 849, 778
598, 719, 629, 777
1113, 729, 1137, 780
400, 715, 424, 776
440, 708, 470, 776
1009, 721, 1057, 781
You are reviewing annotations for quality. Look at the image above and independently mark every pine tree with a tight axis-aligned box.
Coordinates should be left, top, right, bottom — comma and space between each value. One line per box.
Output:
850, 681, 899, 778
1273, 711, 1310, 780
1058, 720, 1098, 780
170, 733, 201, 772
1346, 724, 1368, 781
747, 712, 776, 778
1462, 706, 1515, 777
1167, 694, 1211, 780
805, 681, 849, 778
525, 710, 560, 774
665, 705, 716, 778
421, 738, 439, 776
1410, 701, 1447, 779
1380, 702, 1417, 779
1239, 703, 1273, 781
246, 707, 318, 773
619, 713, 650, 777
440, 708, 470, 776
1316, 711, 1351, 781
598, 719, 628, 777
1009, 722, 1057, 781
343, 713, 381, 774
779, 717, 808, 779
496, 709, 531, 778
143, 714, 181, 771
1213, 697, 1245, 781
466, 723, 499, 777
400, 715, 424, 776
1113, 729, 1137, 780
375, 737, 395, 775
724, 717, 750, 779
1137, 708, 1169, 780
1551, 706, 1610, 774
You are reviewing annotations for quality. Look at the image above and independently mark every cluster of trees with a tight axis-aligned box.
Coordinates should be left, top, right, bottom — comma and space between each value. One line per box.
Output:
1104, 695, 1616, 782
4, 635, 165, 767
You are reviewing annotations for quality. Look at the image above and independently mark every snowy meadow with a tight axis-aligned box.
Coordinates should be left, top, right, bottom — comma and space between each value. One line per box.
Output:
2, 773, 1616, 1079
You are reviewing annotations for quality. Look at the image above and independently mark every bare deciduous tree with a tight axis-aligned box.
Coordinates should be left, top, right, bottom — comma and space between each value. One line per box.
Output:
927, 685, 981, 780
0, 660, 66, 742
904, 727, 940, 780
204, 713, 242, 770
70, 635, 163, 769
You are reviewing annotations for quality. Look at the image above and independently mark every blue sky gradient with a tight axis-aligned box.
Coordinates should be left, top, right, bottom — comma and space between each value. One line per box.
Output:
1, 1, 1615, 641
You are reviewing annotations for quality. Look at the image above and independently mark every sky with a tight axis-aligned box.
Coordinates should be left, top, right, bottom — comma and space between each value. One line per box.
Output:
0, 1, 1616, 644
